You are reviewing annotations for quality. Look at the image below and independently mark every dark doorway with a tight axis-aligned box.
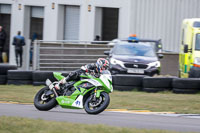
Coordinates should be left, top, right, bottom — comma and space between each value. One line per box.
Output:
0, 13, 11, 61
102, 8, 119, 41
29, 7, 44, 66
30, 17, 43, 40
29, 7, 44, 40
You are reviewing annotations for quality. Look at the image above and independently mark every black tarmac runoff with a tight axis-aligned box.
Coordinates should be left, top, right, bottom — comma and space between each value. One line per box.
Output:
0, 103, 200, 132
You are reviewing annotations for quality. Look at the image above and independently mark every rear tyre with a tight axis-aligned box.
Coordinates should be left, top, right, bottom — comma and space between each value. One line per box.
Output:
7, 70, 33, 80
0, 64, 17, 75
7, 80, 32, 85
0, 75, 7, 84
142, 87, 165, 93
33, 81, 46, 86
189, 67, 200, 78
173, 88, 199, 94
112, 75, 145, 86
173, 78, 200, 89
143, 77, 174, 88
113, 85, 137, 91
34, 86, 57, 111
84, 92, 110, 115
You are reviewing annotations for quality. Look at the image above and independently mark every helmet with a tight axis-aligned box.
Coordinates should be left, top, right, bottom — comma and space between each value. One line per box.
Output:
96, 58, 109, 72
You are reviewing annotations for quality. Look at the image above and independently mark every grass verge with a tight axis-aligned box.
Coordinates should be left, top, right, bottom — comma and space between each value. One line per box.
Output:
0, 85, 200, 114
110, 90, 200, 114
0, 116, 191, 133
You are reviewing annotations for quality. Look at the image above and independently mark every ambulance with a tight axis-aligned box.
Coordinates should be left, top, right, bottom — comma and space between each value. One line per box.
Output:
179, 18, 200, 78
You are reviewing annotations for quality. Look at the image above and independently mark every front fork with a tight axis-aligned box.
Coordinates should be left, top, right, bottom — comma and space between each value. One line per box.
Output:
92, 88, 97, 101
49, 83, 59, 97
52, 88, 59, 97
92, 89, 104, 101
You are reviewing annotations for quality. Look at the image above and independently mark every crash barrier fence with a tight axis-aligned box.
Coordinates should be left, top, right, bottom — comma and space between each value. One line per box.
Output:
0, 66, 200, 94
32, 40, 112, 71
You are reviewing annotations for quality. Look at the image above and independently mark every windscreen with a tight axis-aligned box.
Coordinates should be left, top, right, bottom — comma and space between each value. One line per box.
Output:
195, 34, 200, 50
114, 43, 156, 57
101, 70, 111, 74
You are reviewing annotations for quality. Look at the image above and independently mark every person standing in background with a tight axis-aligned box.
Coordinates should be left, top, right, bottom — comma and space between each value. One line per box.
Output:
12, 31, 26, 67
0, 26, 6, 63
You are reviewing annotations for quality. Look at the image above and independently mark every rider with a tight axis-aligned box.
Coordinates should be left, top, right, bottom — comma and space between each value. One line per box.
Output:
55, 58, 109, 89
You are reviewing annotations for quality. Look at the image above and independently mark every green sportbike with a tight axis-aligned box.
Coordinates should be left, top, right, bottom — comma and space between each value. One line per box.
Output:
34, 70, 113, 114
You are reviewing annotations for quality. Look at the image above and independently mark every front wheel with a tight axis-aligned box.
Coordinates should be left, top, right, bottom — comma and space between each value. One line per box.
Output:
84, 92, 110, 115
34, 86, 57, 111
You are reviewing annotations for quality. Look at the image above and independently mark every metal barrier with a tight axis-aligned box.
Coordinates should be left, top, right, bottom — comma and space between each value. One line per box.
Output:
32, 40, 179, 76
33, 40, 112, 71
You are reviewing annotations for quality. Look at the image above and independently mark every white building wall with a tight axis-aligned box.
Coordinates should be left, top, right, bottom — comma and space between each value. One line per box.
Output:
0, 0, 48, 64
2, 0, 200, 63
0, 0, 131, 64
0, 0, 23, 65
43, 4, 57, 41
78, 0, 131, 40
57, 5, 65, 40
130, 0, 200, 53
92, 0, 131, 39
94, 7, 102, 38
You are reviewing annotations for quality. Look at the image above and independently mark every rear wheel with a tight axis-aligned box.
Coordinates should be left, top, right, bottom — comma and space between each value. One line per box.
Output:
84, 92, 110, 115
34, 86, 57, 111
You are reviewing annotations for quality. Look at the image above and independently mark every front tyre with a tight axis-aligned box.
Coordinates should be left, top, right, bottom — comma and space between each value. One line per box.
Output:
34, 86, 57, 111
84, 92, 110, 115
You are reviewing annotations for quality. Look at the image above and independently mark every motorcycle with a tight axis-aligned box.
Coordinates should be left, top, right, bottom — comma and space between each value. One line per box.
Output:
34, 70, 113, 115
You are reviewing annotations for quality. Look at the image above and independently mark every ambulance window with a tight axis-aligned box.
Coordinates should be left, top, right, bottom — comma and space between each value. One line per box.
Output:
195, 34, 200, 50
193, 22, 200, 27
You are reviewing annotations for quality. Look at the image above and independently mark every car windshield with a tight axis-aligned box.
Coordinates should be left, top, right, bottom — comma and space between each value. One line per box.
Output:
113, 43, 156, 57
195, 34, 200, 50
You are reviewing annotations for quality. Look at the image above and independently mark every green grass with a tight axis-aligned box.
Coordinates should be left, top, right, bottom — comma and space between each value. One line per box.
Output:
0, 85, 200, 114
110, 90, 200, 114
0, 116, 193, 133
0, 85, 41, 103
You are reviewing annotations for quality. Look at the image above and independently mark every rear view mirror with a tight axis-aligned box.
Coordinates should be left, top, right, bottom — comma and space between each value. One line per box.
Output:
184, 45, 188, 53
104, 51, 110, 56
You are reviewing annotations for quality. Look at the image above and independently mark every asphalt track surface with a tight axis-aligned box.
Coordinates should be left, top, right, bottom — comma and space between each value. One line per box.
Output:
0, 103, 200, 132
